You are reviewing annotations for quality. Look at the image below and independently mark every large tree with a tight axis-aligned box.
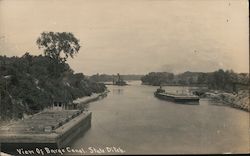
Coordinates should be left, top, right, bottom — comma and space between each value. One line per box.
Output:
36, 32, 81, 63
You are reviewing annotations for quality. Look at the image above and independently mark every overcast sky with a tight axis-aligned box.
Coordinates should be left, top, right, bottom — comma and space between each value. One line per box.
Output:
0, 0, 249, 75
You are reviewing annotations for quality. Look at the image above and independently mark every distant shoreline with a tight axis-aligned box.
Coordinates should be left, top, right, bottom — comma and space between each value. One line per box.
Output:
141, 83, 208, 88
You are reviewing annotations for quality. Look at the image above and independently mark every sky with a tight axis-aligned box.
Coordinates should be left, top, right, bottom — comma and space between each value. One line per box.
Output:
0, 0, 249, 75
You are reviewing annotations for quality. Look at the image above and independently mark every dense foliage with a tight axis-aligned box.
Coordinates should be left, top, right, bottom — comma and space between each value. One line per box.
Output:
141, 70, 249, 92
0, 53, 106, 120
141, 72, 174, 86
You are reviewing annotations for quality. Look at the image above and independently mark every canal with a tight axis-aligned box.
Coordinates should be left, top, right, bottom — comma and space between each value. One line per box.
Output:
70, 81, 249, 154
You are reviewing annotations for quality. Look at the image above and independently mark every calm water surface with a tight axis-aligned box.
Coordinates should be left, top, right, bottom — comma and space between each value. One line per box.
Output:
70, 81, 249, 154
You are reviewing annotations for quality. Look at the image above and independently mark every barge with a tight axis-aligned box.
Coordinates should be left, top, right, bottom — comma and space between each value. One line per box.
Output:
0, 110, 92, 155
154, 87, 200, 104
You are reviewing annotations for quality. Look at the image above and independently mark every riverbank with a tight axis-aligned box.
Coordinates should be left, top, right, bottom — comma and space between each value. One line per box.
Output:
142, 82, 208, 87
202, 90, 249, 112
73, 90, 109, 109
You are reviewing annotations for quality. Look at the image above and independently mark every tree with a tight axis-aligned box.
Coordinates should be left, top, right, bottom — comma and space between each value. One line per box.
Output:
36, 32, 80, 63
197, 73, 207, 84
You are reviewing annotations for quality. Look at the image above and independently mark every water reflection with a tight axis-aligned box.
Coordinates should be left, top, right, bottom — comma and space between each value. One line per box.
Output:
112, 88, 124, 95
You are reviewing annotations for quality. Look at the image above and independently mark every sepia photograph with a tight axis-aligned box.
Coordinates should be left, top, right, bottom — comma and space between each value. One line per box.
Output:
0, 0, 249, 155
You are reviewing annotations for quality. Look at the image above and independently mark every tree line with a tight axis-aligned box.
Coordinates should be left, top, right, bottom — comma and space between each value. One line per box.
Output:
141, 70, 249, 93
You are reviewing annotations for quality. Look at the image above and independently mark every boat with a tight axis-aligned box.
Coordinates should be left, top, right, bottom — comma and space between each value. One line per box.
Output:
0, 110, 92, 155
115, 80, 127, 86
113, 73, 127, 86
154, 86, 200, 104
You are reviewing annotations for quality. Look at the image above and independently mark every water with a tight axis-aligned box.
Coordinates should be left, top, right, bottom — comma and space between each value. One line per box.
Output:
70, 81, 249, 154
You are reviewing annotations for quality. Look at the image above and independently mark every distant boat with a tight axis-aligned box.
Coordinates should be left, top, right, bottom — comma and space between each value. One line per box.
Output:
113, 73, 127, 86
154, 87, 200, 104
115, 80, 127, 86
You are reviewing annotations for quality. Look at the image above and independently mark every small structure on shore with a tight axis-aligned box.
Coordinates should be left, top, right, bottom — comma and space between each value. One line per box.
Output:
52, 101, 66, 111
51, 98, 75, 110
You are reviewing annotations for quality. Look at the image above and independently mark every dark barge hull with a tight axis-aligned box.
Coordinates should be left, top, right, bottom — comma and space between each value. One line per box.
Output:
0, 111, 92, 155
154, 92, 200, 104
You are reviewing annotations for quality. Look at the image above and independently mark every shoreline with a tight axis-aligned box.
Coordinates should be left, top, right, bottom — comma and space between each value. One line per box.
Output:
141, 83, 208, 87
202, 90, 249, 112
73, 90, 109, 109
